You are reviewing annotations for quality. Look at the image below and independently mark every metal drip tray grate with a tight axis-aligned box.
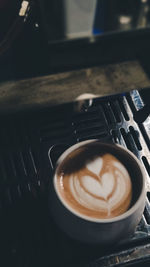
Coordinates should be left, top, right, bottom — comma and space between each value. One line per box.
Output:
0, 89, 150, 267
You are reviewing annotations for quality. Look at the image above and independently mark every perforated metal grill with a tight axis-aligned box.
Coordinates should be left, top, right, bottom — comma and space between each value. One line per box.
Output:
0, 89, 150, 267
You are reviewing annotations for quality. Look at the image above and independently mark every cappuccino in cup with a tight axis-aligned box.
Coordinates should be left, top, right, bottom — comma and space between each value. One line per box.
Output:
56, 145, 132, 219
49, 140, 146, 244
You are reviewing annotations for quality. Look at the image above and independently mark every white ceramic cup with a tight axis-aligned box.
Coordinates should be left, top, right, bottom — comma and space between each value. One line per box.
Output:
49, 140, 146, 245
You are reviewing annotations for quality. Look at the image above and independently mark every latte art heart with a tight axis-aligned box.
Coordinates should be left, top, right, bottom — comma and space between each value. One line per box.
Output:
57, 153, 132, 219
81, 172, 115, 200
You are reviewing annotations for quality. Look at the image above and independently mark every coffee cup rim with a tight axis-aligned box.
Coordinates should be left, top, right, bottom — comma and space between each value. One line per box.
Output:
52, 139, 146, 223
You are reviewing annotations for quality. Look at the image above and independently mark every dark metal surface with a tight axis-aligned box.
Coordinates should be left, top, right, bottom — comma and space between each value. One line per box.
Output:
0, 88, 150, 267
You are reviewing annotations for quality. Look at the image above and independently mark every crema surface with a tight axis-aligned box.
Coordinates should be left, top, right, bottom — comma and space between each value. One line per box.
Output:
56, 150, 132, 219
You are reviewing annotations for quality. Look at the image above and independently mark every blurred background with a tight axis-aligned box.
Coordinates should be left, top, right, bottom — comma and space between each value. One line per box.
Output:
0, 0, 150, 109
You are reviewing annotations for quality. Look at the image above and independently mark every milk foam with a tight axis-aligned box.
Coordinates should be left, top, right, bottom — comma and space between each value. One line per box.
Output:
86, 157, 103, 176
57, 153, 132, 219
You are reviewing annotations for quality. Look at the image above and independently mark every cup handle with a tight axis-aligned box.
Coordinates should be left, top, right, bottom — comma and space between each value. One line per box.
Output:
48, 143, 69, 170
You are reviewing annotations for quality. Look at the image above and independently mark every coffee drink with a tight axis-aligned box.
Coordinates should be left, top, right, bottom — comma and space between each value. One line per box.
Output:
56, 142, 132, 219
51, 140, 145, 244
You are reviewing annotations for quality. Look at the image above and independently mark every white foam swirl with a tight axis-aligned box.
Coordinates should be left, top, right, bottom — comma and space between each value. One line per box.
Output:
68, 156, 132, 216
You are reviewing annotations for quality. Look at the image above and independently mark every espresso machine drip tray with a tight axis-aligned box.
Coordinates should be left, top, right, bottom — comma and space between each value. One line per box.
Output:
0, 89, 150, 267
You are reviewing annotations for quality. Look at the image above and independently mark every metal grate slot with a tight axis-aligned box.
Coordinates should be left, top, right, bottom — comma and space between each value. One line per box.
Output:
27, 182, 40, 199
142, 119, 150, 150
147, 192, 150, 201
77, 131, 109, 142
13, 152, 28, 181
9, 155, 18, 182
120, 128, 133, 151
111, 130, 119, 144
40, 127, 70, 143
102, 103, 115, 125
75, 125, 108, 140
110, 101, 121, 123
138, 127, 150, 153
144, 197, 150, 225
10, 185, 22, 204
73, 110, 100, 124
142, 156, 150, 177
74, 123, 107, 135
21, 151, 38, 181
38, 116, 72, 143
73, 118, 105, 132
129, 126, 142, 151
118, 98, 130, 121
29, 150, 39, 176
39, 120, 66, 133
19, 182, 32, 198
39, 121, 67, 133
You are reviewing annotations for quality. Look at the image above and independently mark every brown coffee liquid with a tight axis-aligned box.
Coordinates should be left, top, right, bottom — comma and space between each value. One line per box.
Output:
56, 144, 132, 219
